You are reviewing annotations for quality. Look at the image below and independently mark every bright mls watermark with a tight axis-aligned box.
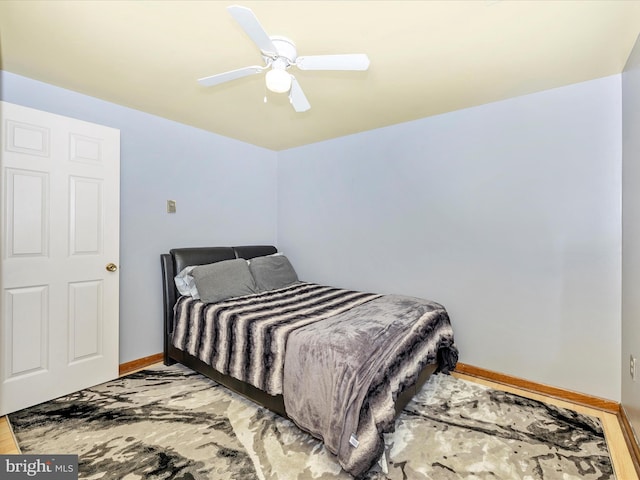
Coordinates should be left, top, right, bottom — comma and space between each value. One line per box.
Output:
0, 455, 78, 479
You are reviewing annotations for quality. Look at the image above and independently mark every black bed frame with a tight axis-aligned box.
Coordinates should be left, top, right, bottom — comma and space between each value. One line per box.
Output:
161, 245, 437, 420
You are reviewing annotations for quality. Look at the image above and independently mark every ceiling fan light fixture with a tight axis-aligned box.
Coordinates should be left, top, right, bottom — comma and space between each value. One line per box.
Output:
265, 68, 292, 93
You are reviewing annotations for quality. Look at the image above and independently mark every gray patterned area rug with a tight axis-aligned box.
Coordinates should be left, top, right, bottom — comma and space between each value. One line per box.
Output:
9, 364, 614, 480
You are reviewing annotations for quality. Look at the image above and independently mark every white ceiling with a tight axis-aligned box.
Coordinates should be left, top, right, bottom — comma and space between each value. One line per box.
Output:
1, 0, 639, 151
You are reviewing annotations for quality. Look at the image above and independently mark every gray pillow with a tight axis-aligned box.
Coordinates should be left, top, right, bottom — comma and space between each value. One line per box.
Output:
192, 258, 257, 303
249, 255, 299, 292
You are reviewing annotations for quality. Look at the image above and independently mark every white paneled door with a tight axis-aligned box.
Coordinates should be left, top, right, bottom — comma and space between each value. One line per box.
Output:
0, 102, 120, 415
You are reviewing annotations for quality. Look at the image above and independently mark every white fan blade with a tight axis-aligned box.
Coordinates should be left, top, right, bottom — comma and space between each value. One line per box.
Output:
227, 5, 277, 56
289, 76, 310, 112
198, 66, 264, 87
296, 54, 370, 71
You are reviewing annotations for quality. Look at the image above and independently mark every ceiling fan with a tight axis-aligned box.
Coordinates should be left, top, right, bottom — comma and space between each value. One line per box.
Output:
197, 5, 370, 113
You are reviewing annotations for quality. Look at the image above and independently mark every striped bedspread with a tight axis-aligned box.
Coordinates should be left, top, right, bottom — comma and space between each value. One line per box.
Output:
172, 281, 458, 477
171, 282, 381, 395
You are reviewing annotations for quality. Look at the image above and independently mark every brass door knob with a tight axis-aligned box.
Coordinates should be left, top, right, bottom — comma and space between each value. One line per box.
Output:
106, 263, 118, 272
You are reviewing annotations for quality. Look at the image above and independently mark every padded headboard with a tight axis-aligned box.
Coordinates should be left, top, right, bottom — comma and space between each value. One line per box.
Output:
171, 247, 236, 276
170, 245, 277, 275
232, 245, 278, 261
161, 245, 278, 358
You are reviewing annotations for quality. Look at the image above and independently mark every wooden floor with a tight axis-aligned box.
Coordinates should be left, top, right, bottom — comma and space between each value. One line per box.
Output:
0, 371, 637, 479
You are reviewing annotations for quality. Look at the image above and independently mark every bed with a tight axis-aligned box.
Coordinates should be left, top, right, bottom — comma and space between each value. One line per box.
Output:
161, 245, 458, 478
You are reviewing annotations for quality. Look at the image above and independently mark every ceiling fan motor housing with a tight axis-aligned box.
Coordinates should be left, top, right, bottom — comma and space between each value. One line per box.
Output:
266, 36, 298, 66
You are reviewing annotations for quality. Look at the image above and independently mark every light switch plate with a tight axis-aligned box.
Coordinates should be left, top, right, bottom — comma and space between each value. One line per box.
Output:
167, 200, 176, 213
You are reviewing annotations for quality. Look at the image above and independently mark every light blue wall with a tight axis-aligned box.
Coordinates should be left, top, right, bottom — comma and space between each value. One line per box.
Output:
622, 34, 640, 439
278, 76, 622, 400
2, 70, 623, 400
1, 71, 278, 364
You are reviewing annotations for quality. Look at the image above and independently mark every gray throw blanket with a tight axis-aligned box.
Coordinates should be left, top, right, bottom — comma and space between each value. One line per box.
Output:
283, 295, 457, 478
